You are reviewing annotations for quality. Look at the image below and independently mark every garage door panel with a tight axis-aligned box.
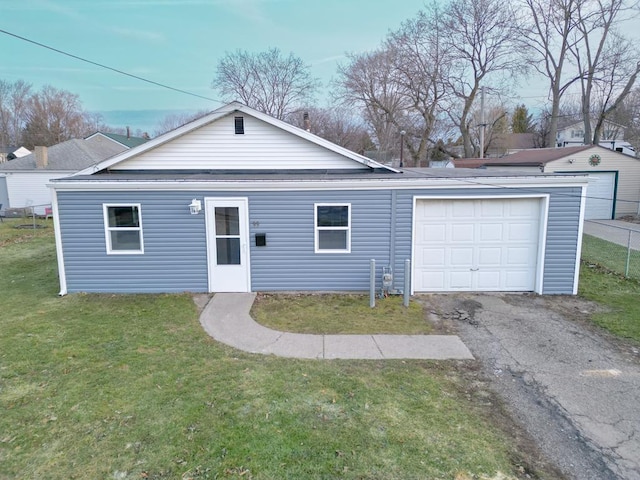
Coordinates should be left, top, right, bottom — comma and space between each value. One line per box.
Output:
479, 223, 503, 241
423, 224, 446, 241
508, 222, 537, 241
478, 247, 502, 265
449, 271, 473, 289
450, 247, 473, 265
477, 271, 500, 289
451, 224, 474, 241
505, 271, 534, 289
480, 200, 505, 217
414, 198, 541, 292
507, 247, 535, 265
452, 201, 475, 217
423, 200, 447, 218
421, 271, 445, 289
421, 248, 445, 266
508, 200, 540, 217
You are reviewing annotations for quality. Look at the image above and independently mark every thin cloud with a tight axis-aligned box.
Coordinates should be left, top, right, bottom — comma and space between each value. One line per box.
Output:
110, 27, 165, 44
311, 55, 347, 66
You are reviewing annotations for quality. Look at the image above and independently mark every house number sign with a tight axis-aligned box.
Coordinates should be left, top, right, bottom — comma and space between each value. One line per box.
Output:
588, 154, 601, 166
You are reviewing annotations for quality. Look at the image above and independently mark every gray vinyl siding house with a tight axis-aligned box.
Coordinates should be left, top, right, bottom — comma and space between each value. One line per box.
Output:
51, 103, 588, 296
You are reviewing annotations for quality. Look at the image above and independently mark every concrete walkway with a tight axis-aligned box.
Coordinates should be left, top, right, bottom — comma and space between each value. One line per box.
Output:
584, 219, 640, 250
199, 293, 473, 360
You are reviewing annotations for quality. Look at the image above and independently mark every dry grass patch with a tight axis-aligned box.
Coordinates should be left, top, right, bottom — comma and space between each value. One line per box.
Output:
251, 293, 431, 334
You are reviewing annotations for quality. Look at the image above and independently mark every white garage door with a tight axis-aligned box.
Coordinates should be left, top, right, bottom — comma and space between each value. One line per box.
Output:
584, 172, 615, 220
414, 198, 542, 292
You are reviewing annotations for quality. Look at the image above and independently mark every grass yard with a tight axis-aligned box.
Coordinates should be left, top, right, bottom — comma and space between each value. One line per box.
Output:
251, 293, 430, 334
579, 263, 640, 343
581, 234, 640, 281
0, 219, 542, 479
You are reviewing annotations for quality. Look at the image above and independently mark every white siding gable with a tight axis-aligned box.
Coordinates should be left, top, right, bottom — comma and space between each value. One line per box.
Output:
5, 171, 70, 214
112, 114, 367, 171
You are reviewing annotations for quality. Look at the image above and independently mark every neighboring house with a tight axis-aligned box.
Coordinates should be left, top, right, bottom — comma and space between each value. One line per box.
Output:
453, 145, 640, 220
557, 120, 635, 156
485, 133, 537, 157
0, 146, 30, 163
0, 138, 127, 215
85, 130, 149, 149
51, 102, 588, 296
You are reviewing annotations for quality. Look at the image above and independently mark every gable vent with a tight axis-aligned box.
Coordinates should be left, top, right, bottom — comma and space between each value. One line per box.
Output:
234, 116, 244, 135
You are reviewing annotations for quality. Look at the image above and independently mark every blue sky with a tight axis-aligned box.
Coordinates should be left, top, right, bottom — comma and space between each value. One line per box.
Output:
1, 0, 431, 119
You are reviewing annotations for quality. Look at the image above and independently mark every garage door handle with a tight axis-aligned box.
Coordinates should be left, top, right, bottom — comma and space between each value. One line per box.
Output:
470, 268, 479, 271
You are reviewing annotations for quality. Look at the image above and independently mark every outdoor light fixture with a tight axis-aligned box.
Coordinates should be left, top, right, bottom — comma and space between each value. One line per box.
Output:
189, 198, 202, 215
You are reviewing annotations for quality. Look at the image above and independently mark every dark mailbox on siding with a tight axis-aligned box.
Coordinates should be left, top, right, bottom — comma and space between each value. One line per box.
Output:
255, 233, 266, 247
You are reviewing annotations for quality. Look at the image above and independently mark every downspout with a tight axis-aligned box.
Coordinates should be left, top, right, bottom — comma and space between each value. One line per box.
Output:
389, 190, 397, 290
50, 186, 68, 295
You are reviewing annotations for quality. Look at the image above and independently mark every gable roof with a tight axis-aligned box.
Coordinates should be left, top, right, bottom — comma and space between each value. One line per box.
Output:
76, 102, 397, 176
453, 146, 596, 168
0, 138, 127, 172
85, 131, 149, 149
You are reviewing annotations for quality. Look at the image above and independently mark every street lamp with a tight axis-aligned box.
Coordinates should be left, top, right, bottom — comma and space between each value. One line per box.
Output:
399, 130, 406, 168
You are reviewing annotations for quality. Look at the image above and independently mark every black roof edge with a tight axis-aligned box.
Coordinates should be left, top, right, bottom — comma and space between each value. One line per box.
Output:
99, 167, 400, 176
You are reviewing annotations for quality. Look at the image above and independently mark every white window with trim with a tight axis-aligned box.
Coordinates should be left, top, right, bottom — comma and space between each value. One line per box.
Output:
314, 203, 351, 253
103, 204, 144, 254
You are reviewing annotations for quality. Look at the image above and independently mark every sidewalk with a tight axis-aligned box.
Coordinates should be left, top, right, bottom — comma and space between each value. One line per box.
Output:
199, 293, 474, 360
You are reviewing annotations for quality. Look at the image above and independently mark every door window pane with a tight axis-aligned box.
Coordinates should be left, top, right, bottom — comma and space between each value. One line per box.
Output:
216, 238, 241, 265
215, 207, 240, 235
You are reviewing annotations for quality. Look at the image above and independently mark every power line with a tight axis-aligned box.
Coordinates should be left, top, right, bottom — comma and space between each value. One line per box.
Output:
0, 28, 223, 105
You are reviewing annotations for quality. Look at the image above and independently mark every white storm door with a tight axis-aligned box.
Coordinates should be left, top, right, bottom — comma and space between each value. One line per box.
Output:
205, 198, 250, 292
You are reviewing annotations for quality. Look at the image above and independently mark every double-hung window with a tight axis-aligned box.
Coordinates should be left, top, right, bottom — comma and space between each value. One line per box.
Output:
103, 204, 144, 254
314, 203, 350, 253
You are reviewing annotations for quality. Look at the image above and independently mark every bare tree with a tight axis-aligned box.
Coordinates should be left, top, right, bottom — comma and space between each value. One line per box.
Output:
386, 6, 451, 165
286, 107, 375, 155
569, 0, 640, 144
153, 110, 210, 137
336, 49, 405, 163
21, 85, 91, 148
212, 48, 319, 120
611, 86, 640, 154
0, 79, 31, 147
336, 4, 450, 166
441, 0, 525, 157
519, 0, 584, 147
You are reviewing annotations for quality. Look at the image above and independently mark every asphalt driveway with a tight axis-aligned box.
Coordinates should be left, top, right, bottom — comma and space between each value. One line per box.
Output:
425, 293, 640, 480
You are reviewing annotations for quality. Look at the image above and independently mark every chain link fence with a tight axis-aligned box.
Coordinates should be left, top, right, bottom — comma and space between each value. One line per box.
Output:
582, 221, 640, 281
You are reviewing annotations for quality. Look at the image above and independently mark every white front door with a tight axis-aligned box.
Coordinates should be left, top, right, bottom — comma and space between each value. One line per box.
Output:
205, 198, 251, 292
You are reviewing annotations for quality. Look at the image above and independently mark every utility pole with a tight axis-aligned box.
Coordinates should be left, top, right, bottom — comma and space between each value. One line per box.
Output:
479, 86, 486, 159
400, 130, 406, 168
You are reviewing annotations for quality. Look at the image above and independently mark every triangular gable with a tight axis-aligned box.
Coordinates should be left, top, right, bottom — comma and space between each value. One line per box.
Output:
76, 102, 396, 175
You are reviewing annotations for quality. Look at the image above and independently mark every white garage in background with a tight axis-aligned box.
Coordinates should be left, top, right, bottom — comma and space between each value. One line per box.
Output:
412, 196, 548, 293
584, 172, 616, 220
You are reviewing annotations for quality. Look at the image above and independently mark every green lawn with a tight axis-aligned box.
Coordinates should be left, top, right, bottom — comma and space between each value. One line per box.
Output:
579, 235, 640, 343
581, 234, 640, 281
0, 219, 531, 479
